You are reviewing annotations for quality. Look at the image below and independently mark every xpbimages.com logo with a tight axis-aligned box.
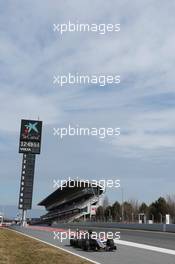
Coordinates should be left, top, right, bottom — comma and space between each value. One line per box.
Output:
53, 177, 121, 191
53, 21, 120, 35
53, 125, 120, 139
53, 73, 120, 87
53, 229, 121, 243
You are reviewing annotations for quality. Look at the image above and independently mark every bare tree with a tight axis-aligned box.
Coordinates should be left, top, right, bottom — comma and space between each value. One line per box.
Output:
128, 199, 139, 222
96, 206, 104, 222
103, 196, 109, 209
166, 194, 175, 223
111, 201, 121, 222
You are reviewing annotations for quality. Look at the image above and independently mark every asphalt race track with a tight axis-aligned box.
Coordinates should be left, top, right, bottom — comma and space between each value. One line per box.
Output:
10, 225, 175, 264
52, 223, 175, 250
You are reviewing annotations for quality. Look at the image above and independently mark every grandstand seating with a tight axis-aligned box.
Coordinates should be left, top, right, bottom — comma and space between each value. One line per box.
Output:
38, 180, 105, 224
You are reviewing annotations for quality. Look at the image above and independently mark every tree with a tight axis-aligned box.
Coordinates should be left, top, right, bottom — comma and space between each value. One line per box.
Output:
123, 202, 133, 222
156, 197, 168, 222
96, 206, 104, 221
104, 206, 112, 222
111, 201, 121, 222
148, 202, 157, 222
139, 203, 148, 214
148, 197, 168, 223
129, 199, 139, 222
166, 195, 175, 223
103, 196, 109, 209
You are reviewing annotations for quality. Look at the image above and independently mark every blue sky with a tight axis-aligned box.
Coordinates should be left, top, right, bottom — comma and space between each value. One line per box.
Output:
0, 1, 175, 214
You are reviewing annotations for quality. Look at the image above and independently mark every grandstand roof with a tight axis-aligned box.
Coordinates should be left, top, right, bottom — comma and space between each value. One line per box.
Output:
38, 180, 103, 207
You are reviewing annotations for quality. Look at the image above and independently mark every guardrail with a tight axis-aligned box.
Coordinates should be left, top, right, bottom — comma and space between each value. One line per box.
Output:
52, 222, 175, 233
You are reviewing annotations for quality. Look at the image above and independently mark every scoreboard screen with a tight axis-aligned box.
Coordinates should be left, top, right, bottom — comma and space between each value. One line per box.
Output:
19, 119, 42, 154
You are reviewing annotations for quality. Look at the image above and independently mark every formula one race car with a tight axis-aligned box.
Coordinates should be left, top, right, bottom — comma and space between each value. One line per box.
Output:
70, 230, 117, 251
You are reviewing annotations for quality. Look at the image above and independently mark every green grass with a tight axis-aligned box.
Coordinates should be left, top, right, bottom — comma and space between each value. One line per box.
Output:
0, 228, 92, 264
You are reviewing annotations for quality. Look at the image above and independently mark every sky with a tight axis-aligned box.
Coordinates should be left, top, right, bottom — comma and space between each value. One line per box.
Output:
0, 0, 175, 216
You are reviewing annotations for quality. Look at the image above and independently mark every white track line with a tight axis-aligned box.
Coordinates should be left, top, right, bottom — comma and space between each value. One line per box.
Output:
115, 239, 175, 255
8, 228, 101, 264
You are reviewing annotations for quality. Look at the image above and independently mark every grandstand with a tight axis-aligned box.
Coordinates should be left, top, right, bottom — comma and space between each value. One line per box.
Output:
38, 180, 105, 224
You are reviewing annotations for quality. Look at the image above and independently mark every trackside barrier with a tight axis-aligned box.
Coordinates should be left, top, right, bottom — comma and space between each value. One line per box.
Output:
52, 222, 175, 233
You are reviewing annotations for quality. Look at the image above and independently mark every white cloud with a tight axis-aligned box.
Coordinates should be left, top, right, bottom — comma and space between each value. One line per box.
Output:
1, 1, 175, 204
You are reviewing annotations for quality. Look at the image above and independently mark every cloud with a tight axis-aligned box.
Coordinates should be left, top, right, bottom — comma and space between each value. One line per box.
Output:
0, 0, 175, 205
1, 0, 174, 135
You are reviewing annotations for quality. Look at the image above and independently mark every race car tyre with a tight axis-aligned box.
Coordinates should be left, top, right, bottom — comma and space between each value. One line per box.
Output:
82, 239, 90, 251
70, 239, 74, 246
106, 239, 115, 247
106, 239, 116, 250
